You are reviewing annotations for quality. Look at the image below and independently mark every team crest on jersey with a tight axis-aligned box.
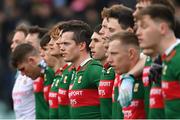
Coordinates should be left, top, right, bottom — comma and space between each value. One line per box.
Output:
162, 65, 167, 75
64, 76, 67, 83
78, 76, 82, 83
134, 83, 139, 92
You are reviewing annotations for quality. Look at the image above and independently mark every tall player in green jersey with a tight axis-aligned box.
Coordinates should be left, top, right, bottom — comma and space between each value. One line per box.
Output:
60, 20, 103, 119
136, 5, 180, 118
108, 32, 146, 119
98, 4, 135, 119
89, 25, 115, 119
25, 26, 55, 119
48, 22, 73, 118
134, 1, 174, 117
48, 23, 68, 119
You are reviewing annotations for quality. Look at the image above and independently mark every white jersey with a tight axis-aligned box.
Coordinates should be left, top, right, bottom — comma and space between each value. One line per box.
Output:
12, 72, 35, 120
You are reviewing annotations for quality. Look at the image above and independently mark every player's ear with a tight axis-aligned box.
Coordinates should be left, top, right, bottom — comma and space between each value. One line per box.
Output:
79, 42, 86, 51
27, 56, 36, 65
126, 27, 134, 33
128, 48, 136, 60
160, 22, 169, 35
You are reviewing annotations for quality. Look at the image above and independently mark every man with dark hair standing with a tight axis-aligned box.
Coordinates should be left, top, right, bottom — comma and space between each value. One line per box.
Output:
24, 25, 54, 119
48, 22, 72, 119
134, 0, 175, 118
11, 24, 35, 119
60, 20, 103, 119
99, 4, 141, 119
136, 4, 180, 118
89, 25, 115, 119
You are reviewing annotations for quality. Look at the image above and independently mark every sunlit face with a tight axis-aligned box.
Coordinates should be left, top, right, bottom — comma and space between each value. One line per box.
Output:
107, 40, 130, 74
48, 37, 60, 56
136, 15, 161, 56
89, 32, 106, 61
99, 18, 109, 37
25, 33, 40, 49
107, 17, 124, 36
11, 31, 26, 52
17, 57, 41, 80
60, 31, 80, 62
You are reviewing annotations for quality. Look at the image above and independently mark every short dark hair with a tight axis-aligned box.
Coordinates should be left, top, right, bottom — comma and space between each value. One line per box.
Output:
40, 33, 51, 49
28, 25, 48, 39
150, 0, 175, 14
101, 4, 134, 29
11, 43, 38, 68
61, 20, 92, 52
136, 4, 175, 30
109, 31, 139, 48
93, 24, 102, 34
14, 23, 29, 37
136, 0, 175, 14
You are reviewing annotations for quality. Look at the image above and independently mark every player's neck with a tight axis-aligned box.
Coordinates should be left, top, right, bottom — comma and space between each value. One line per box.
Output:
74, 52, 91, 69
101, 58, 108, 66
159, 32, 177, 55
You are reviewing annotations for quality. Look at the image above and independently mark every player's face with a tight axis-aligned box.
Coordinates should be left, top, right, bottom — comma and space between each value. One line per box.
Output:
25, 33, 40, 49
49, 37, 60, 56
60, 31, 80, 62
40, 45, 56, 68
89, 32, 106, 61
136, 15, 161, 55
11, 31, 26, 52
56, 36, 62, 54
17, 57, 41, 80
133, 1, 151, 20
133, 1, 151, 31
107, 18, 124, 36
107, 40, 130, 74
99, 18, 109, 37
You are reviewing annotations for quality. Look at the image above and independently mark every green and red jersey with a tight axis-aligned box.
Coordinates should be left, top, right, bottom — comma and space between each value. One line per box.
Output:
33, 67, 54, 119
149, 81, 165, 118
43, 67, 55, 103
98, 63, 115, 119
121, 75, 146, 119
49, 68, 63, 119
145, 57, 165, 119
112, 74, 123, 119
58, 64, 73, 119
142, 56, 152, 116
69, 58, 102, 119
161, 42, 180, 118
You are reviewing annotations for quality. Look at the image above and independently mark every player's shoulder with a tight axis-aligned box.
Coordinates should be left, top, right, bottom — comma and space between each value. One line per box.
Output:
88, 59, 103, 68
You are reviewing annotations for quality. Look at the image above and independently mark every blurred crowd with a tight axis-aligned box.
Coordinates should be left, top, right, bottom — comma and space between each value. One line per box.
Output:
0, 0, 136, 115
